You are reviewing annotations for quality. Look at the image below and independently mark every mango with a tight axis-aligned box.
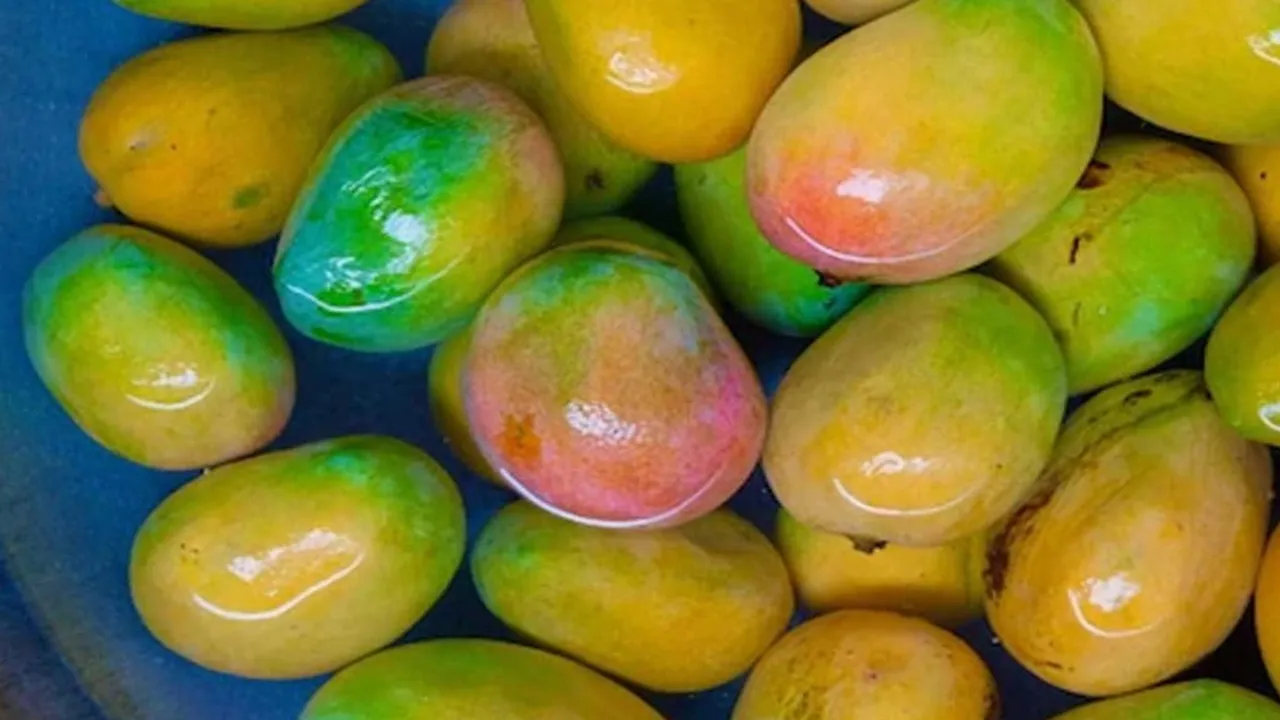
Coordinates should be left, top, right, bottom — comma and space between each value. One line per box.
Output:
764, 274, 1066, 547
775, 509, 985, 627
276, 76, 563, 352
426, 0, 656, 219
1053, 680, 1280, 719
986, 371, 1271, 697
1076, 0, 1280, 144
990, 136, 1255, 395
733, 610, 997, 720
23, 224, 294, 471
552, 216, 717, 303
301, 639, 664, 720
676, 146, 871, 337
465, 242, 766, 529
524, 0, 801, 163
805, 0, 913, 25
1206, 264, 1280, 446
1223, 144, 1280, 265
130, 436, 465, 680
427, 325, 502, 485
80, 26, 401, 249
748, 0, 1102, 283
1258, 526, 1280, 694
473, 501, 793, 692
112, 0, 371, 29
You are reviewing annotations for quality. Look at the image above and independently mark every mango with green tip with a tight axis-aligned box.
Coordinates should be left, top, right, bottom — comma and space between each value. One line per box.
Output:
987, 371, 1272, 697
733, 610, 998, 720
80, 26, 401, 249
1076, 0, 1280, 144
775, 508, 985, 627
552, 216, 717, 304
748, 0, 1102, 283
426, 0, 656, 219
764, 274, 1066, 547
525, 0, 802, 163
301, 639, 664, 720
275, 76, 563, 352
805, 0, 913, 25
1057, 681, 1280, 719
113, 0, 371, 30
1206, 264, 1280, 446
465, 243, 766, 529
427, 325, 503, 486
990, 136, 1256, 395
130, 436, 466, 680
1222, 143, 1280, 265
676, 146, 871, 337
23, 224, 294, 471
473, 501, 793, 692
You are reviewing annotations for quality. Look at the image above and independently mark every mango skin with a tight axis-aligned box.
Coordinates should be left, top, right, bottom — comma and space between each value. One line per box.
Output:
986, 371, 1272, 697
465, 243, 766, 529
276, 76, 563, 353
428, 325, 503, 486
733, 610, 997, 720
764, 274, 1066, 547
1206, 264, 1280, 446
525, 0, 801, 163
1257, 527, 1280, 695
23, 224, 294, 471
130, 436, 465, 680
426, 0, 656, 219
301, 639, 664, 720
676, 147, 871, 337
473, 502, 793, 692
1076, 0, 1280, 144
775, 508, 985, 627
552, 216, 717, 304
748, 0, 1102, 283
1053, 680, 1280, 719
80, 26, 401, 249
1223, 144, 1280, 265
113, 0, 371, 29
990, 136, 1256, 395
805, 0, 913, 24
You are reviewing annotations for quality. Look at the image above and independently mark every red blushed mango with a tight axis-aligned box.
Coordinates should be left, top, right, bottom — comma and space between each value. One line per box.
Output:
748, 0, 1102, 283
464, 242, 766, 529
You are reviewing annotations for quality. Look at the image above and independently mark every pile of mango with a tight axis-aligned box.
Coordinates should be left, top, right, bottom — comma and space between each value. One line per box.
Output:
20, 0, 1280, 717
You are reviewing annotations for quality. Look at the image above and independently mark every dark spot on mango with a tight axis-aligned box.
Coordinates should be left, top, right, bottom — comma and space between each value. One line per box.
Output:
584, 169, 606, 191
169, 143, 178, 151
1072, 302, 1083, 328
849, 536, 887, 555
986, 485, 1057, 599
1123, 388, 1153, 406
816, 271, 844, 288
1262, 171, 1269, 181
233, 184, 268, 210
1068, 232, 1093, 265
1036, 659, 1065, 671
1076, 160, 1112, 190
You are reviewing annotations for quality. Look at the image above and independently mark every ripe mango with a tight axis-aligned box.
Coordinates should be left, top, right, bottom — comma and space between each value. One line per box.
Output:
275, 76, 563, 352
473, 502, 793, 692
1206, 264, 1280, 446
764, 274, 1066, 547
987, 371, 1272, 697
130, 436, 466, 679
748, 0, 1102, 283
1223, 143, 1280, 265
465, 242, 766, 529
112, 0, 371, 30
991, 136, 1255, 395
524, 0, 801, 162
1053, 680, 1280, 719
426, 0, 656, 219
733, 610, 997, 720
1076, 0, 1280, 144
80, 26, 400, 249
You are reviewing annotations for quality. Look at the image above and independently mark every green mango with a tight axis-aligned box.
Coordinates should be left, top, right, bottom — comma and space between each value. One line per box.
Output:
113, 0, 371, 30
1053, 680, 1280, 719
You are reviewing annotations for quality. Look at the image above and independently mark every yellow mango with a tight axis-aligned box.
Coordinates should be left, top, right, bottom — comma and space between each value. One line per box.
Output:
1256, 527, 1280, 696
733, 610, 997, 720
524, 0, 801, 163
1223, 143, 1280, 265
805, 0, 913, 25
113, 0, 370, 30
987, 371, 1272, 697
775, 509, 985, 627
80, 26, 401, 248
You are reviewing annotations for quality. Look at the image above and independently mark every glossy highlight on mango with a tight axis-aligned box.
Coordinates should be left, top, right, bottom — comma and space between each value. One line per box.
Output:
748, 0, 1102, 283
991, 136, 1256, 395
733, 610, 997, 720
1223, 143, 1280, 265
301, 639, 664, 720
426, 0, 656, 219
23, 224, 294, 471
764, 274, 1066, 547
80, 26, 401, 249
473, 502, 793, 692
776, 509, 985, 627
465, 242, 766, 529
676, 146, 870, 337
987, 371, 1272, 697
525, 0, 802, 163
1206, 264, 1280, 446
113, 0, 371, 30
130, 436, 466, 680
276, 76, 563, 352
1076, 0, 1280, 144
1053, 680, 1280, 719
